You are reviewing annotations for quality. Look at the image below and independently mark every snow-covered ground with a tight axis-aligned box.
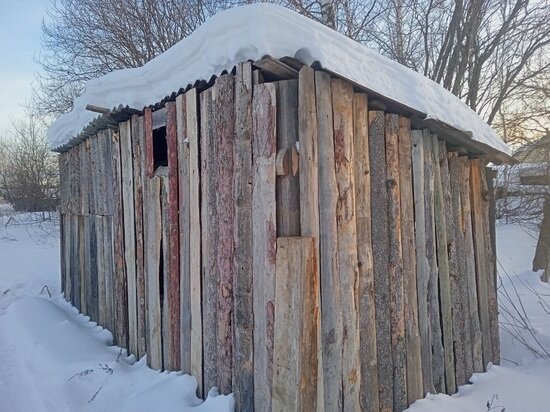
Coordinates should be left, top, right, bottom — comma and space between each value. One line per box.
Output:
0, 212, 233, 412
0, 212, 549, 411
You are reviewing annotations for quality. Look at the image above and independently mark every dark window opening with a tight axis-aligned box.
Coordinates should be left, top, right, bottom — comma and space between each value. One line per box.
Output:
153, 126, 168, 169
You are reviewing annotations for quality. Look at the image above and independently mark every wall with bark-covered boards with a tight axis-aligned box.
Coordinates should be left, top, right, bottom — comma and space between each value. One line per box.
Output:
58, 63, 500, 412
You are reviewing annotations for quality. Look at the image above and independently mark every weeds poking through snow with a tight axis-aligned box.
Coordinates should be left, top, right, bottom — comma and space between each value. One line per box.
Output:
486, 394, 506, 411
68, 369, 94, 381
40, 285, 51, 298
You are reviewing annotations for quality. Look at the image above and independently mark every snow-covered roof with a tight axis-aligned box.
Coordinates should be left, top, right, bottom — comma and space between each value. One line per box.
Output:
48, 3, 510, 156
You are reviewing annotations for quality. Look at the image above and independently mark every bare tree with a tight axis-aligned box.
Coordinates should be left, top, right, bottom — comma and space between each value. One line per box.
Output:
0, 111, 59, 212
36, 0, 249, 117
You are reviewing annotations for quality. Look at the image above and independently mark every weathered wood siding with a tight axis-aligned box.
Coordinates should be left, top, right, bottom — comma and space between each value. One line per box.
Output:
58, 67, 501, 412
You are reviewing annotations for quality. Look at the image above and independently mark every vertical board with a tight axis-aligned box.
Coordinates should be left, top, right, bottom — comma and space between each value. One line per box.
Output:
275, 79, 300, 236
132, 115, 147, 359
449, 154, 471, 385
457, 155, 484, 373
432, 136, 456, 394
145, 176, 163, 369
145, 108, 154, 178
411, 130, 434, 395
177, 93, 192, 374
112, 130, 129, 348
315, 71, 342, 411
103, 214, 115, 335
200, 87, 219, 394
482, 165, 500, 365
369, 109, 393, 412
332, 78, 361, 411
79, 142, 89, 215
187, 89, 203, 391
423, 133, 445, 393
233, 62, 254, 411
161, 170, 172, 370
252, 82, 277, 411
353, 93, 380, 412
120, 120, 138, 356
385, 113, 406, 411
166, 101, 181, 371
298, 66, 321, 412
399, 119, 423, 404
96, 215, 106, 327
215, 75, 236, 394
470, 159, 492, 368
272, 237, 319, 411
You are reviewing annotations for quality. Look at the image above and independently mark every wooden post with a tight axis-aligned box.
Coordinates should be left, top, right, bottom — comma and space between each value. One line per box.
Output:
385, 113, 406, 411
145, 175, 163, 369
132, 115, 147, 359
96, 215, 106, 327
200, 88, 219, 394
177, 92, 191, 374
399, 118, 423, 404
332, 78, 361, 411
111, 130, 128, 349
457, 154, 483, 373
423, 133, 445, 393
120, 120, 138, 355
276, 80, 300, 236
369, 109, 393, 411
272, 237, 319, 412
411, 130, 434, 396
215, 75, 236, 394
314, 70, 341, 411
432, 135, 456, 394
533, 198, 550, 274
296, 66, 324, 412
448, 154, 470, 385
161, 168, 172, 370
145, 108, 154, 178
166, 101, 181, 371
481, 165, 500, 365
252, 82, 277, 411
353, 93, 380, 412
233, 62, 254, 411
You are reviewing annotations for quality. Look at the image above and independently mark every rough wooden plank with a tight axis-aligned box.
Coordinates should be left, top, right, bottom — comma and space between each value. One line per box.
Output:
120, 120, 138, 356
353, 93, 380, 412
233, 62, 254, 412
385, 113, 406, 410
533, 198, 550, 273
481, 165, 500, 365
103, 214, 115, 335
96, 215, 106, 327
76, 214, 84, 312
132, 115, 147, 359
79, 142, 89, 215
60, 213, 67, 299
200, 87, 219, 394
275, 80, 300, 236
332, 78, 361, 411
161, 170, 172, 370
87, 215, 99, 321
314, 70, 342, 412
399, 119, 423, 405
411, 130, 434, 396
165, 101, 181, 371
145, 108, 154, 178
145, 175, 163, 369
298, 66, 323, 412
423, 133, 445, 393
111, 130, 128, 349
177, 93, 192, 375
214, 75, 236, 394
272, 237, 319, 412
448, 154, 470, 385
456, 153, 483, 373
369, 109, 393, 411
432, 135, 456, 394
187, 88, 203, 388
252, 82, 277, 411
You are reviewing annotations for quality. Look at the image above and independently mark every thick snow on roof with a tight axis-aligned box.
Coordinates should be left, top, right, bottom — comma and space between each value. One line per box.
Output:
48, 3, 510, 155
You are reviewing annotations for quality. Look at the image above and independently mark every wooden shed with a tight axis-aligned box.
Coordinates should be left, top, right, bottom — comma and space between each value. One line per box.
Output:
52, 4, 509, 412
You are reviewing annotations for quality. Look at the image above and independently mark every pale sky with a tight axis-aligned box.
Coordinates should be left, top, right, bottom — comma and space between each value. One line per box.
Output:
0, 0, 49, 136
